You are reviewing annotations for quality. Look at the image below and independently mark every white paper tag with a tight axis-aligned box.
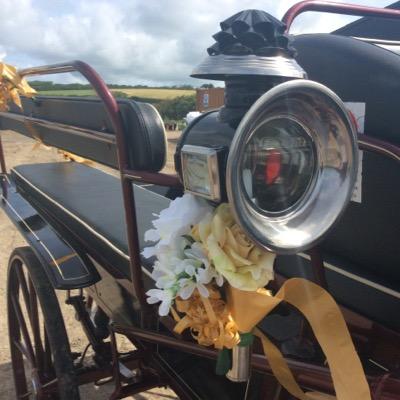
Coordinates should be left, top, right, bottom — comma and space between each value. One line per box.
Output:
345, 102, 366, 133
351, 150, 363, 203
344, 102, 365, 203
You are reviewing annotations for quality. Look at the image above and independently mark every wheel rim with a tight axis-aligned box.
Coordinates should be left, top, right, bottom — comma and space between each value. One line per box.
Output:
8, 256, 58, 399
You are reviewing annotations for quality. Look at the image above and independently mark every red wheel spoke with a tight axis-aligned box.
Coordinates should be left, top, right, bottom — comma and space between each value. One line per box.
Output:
11, 293, 37, 367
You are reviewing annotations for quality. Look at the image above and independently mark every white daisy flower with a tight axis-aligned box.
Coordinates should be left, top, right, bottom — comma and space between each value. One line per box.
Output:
146, 288, 175, 316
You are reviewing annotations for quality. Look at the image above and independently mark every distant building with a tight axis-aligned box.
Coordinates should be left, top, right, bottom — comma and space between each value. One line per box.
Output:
196, 87, 225, 112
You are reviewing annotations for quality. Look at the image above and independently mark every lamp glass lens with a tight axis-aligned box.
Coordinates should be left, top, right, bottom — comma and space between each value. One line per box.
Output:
241, 117, 316, 213
182, 152, 211, 196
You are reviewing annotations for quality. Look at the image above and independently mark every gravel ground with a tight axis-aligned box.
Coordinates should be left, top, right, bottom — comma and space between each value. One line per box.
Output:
0, 130, 179, 399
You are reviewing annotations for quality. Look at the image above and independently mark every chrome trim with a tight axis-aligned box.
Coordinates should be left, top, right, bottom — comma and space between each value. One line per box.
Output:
352, 37, 400, 56
226, 346, 251, 382
191, 54, 306, 80
227, 80, 358, 254
299, 253, 400, 299
353, 36, 400, 46
358, 138, 400, 162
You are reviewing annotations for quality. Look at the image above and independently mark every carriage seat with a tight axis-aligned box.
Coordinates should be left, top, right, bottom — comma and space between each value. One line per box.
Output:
11, 162, 171, 281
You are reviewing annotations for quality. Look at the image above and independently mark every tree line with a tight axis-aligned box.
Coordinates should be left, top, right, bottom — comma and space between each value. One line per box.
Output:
28, 81, 218, 122
28, 80, 213, 91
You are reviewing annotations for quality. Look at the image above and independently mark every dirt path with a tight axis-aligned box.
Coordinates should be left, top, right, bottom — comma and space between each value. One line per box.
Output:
0, 130, 178, 399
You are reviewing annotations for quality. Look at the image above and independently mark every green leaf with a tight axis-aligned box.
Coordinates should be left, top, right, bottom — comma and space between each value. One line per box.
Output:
215, 348, 232, 375
238, 332, 254, 347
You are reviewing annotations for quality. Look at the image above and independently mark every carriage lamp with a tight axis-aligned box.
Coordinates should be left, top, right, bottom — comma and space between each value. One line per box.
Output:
177, 9, 357, 254
176, 9, 358, 382
227, 79, 358, 254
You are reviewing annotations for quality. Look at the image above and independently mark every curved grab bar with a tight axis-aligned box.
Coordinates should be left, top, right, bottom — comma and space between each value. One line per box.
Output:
17, 60, 158, 310
19, 60, 126, 163
282, 0, 400, 33
18, 60, 181, 187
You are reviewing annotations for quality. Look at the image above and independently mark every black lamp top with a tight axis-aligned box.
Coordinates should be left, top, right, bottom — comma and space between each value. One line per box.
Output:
191, 9, 305, 81
207, 9, 294, 57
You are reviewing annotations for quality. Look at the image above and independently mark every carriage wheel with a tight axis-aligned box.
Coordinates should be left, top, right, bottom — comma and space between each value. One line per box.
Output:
7, 247, 80, 400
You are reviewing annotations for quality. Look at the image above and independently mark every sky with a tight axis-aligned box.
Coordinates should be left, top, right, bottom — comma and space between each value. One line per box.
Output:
0, 0, 392, 86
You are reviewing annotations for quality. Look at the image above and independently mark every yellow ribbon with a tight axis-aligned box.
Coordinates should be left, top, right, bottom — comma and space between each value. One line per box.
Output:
173, 286, 240, 349
0, 62, 36, 111
228, 278, 371, 400
58, 150, 93, 165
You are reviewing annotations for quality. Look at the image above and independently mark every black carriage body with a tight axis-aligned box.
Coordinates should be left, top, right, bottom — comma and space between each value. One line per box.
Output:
2, 2, 400, 399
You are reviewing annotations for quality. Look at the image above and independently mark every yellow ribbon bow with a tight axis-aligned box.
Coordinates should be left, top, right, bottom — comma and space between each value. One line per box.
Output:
0, 62, 36, 111
173, 286, 240, 349
228, 278, 371, 400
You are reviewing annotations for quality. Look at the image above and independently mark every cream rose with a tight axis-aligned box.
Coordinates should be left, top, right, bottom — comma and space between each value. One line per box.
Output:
203, 204, 275, 291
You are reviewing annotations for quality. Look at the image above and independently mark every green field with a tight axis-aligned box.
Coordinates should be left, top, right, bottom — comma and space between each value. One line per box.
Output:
38, 88, 195, 100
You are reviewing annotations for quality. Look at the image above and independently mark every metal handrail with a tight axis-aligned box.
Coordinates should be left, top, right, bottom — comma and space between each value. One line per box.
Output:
282, 0, 400, 33
13, 60, 181, 311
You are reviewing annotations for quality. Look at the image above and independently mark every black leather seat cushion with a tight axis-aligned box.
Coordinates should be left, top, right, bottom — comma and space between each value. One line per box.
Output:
8, 96, 167, 171
12, 162, 170, 279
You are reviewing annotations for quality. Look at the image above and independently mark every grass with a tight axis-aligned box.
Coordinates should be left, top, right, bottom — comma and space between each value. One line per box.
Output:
38, 88, 195, 100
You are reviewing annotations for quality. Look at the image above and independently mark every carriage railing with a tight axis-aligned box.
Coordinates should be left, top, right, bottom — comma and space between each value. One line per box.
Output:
0, 60, 182, 311
283, 0, 400, 33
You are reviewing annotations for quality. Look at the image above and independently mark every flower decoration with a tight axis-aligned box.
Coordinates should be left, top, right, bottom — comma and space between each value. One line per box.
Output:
203, 204, 275, 291
143, 194, 371, 399
142, 194, 275, 331
0, 62, 36, 111
142, 193, 213, 259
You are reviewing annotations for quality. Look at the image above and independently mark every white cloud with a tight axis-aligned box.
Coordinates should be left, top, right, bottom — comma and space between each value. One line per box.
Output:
0, 0, 392, 85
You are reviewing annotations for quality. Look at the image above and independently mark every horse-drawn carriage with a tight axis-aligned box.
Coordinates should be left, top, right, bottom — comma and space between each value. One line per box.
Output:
1, 1, 400, 399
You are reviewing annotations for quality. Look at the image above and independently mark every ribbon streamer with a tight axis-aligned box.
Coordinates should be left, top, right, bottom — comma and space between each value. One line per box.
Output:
58, 150, 93, 165
0, 62, 36, 111
173, 278, 370, 399
228, 278, 371, 400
